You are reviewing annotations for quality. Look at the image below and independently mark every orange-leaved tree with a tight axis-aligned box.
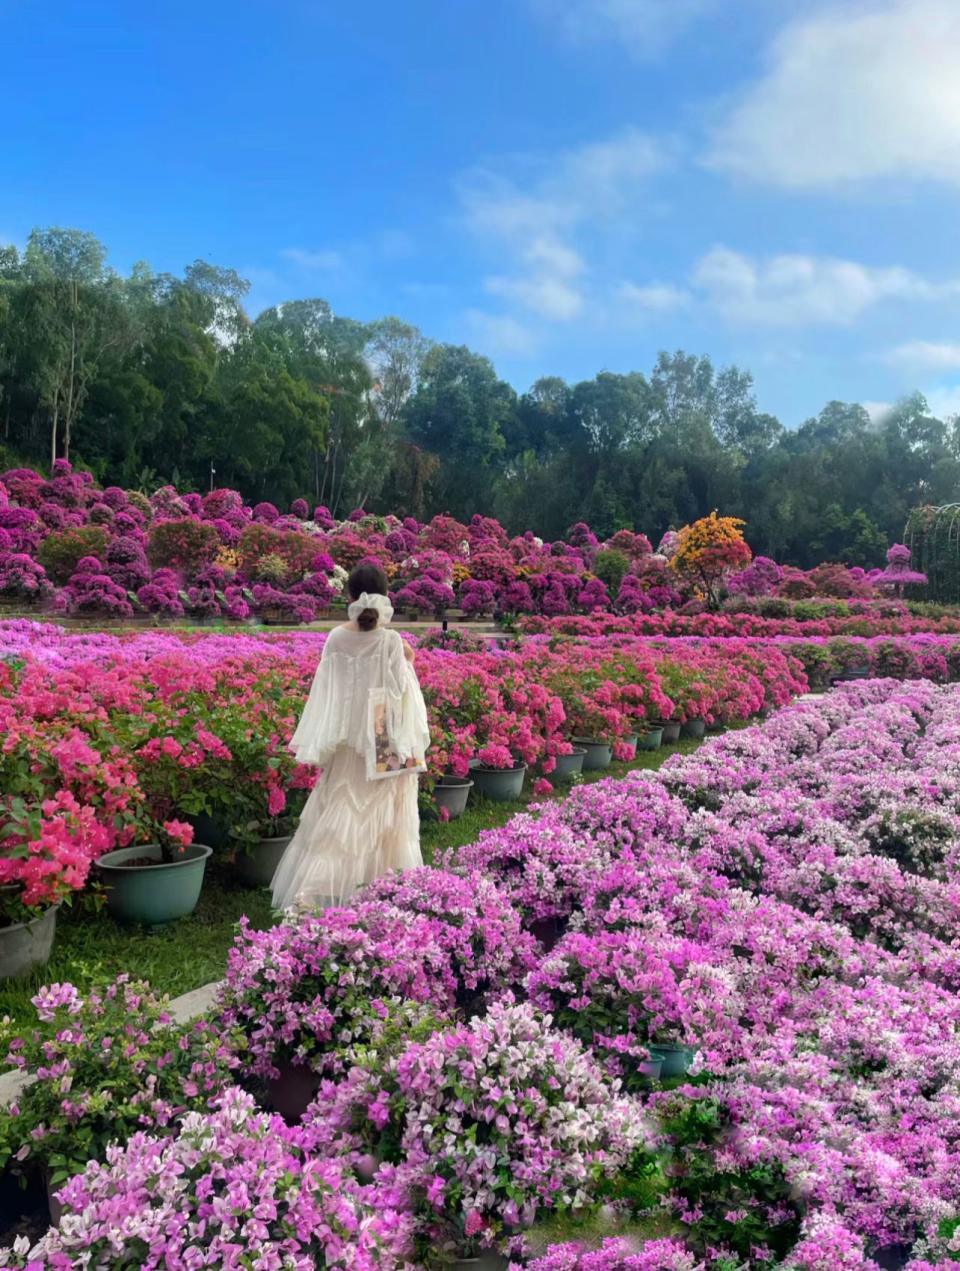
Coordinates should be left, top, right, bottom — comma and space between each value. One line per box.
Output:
669, 511, 752, 608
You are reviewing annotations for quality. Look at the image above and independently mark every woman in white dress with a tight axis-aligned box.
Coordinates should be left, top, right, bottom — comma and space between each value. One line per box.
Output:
271, 564, 430, 911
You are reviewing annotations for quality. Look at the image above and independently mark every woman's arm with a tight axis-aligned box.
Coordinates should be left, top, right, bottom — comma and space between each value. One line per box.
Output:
401, 638, 415, 662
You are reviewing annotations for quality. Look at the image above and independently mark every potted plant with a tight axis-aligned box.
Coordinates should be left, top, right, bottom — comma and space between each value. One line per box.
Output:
550, 745, 587, 782
0, 977, 233, 1224
470, 746, 527, 802
433, 774, 474, 819
7, 1088, 390, 1264
95, 818, 212, 926
571, 737, 613, 771
0, 884, 59, 981
394, 1002, 643, 1266
680, 718, 707, 739
228, 787, 307, 888
660, 718, 682, 744
0, 794, 111, 980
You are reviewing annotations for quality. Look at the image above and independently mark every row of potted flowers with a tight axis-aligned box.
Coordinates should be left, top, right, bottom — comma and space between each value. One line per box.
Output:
0, 622, 805, 973
12, 621, 960, 969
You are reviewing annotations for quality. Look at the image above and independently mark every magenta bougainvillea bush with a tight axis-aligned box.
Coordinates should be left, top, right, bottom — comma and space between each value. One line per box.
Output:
9, 682, 960, 1265
0, 463, 928, 622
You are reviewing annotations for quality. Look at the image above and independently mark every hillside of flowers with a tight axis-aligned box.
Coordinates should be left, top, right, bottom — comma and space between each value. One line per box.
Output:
0, 619, 806, 924
0, 463, 930, 624
6, 681, 960, 1268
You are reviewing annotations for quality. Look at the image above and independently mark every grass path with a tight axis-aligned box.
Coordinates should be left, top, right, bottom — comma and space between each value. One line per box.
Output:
0, 739, 703, 1029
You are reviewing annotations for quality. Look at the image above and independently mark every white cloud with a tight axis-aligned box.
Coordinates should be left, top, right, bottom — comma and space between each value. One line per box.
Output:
690, 246, 952, 326
485, 273, 584, 320
485, 234, 585, 320
529, 0, 713, 58
863, 400, 894, 424
924, 385, 960, 419
459, 128, 661, 327
886, 340, 960, 371
865, 389, 960, 422
618, 280, 690, 312
463, 310, 541, 358
281, 247, 344, 270
710, 0, 960, 189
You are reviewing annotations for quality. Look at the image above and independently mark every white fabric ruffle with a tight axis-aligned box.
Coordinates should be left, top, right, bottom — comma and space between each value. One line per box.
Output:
271, 745, 421, 909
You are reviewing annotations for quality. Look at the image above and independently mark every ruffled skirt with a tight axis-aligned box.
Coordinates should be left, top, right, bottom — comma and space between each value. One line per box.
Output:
270, 745, 422, 911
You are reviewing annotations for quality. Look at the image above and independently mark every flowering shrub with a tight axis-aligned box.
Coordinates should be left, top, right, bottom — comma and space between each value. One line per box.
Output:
0, 976, 234, 1185
395, 1000, 647, 1252
11, 677, 960, 1262
358, 867, 539, 1005
36, 525, 109, 584
393, 570, 455, 617
528, 931, 743, 1087
3, 1087, 402, 1270
670, 512, 752, 606
524, 1238, 705, 1270
0, 552, 52, 601
216, 909, 459, 1080
146, 517, 221, 575
0, 465, 933, 620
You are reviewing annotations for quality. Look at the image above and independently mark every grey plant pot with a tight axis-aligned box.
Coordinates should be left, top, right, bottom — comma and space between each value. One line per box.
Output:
661, 720, 682, 743
551, 747, 586, 782
638, 725, 664, 751
572, 738, 613, 771
452, 1258, 508, 1271
655, 1044, 698, 1078
435, 778, 474, 819
96, 843, 212, 926
472, 764, 526, 802
235, 835, 292, 888
0, 902, 58, 980
680, 719, 706, 739
45, 1169, 64, 1228
636, 1051, 665, 1081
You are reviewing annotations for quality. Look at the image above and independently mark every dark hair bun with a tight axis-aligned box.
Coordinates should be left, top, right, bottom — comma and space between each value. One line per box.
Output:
347, 562, 390, 633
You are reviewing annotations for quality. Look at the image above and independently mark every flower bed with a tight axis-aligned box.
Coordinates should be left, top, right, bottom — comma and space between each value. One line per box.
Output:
8, 682, 960, 1266
0, 463, 932, 623
521, 600, 960, 639
0, 621, 804, 925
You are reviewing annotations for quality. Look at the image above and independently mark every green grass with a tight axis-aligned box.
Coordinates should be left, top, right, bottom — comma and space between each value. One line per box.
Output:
522, 1208, 679, 1258
0, 738, 703, 1031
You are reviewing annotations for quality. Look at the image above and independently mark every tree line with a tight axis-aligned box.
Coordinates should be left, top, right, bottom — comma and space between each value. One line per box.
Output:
1, 227, 958, 567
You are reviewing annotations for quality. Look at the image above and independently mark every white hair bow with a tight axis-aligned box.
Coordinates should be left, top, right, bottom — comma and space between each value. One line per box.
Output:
347, 592, 394, 625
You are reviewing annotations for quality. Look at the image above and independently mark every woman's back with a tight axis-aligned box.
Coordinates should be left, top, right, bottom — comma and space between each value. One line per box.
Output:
272, 563, 429, 910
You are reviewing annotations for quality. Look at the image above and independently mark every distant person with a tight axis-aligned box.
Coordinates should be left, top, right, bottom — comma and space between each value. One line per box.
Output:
271, 563, 429, 910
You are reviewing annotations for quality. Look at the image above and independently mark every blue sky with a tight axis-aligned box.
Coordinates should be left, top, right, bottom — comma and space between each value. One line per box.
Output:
5, 0, 960, 424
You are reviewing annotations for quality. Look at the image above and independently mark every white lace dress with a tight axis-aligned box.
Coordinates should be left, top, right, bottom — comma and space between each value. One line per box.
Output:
271, 625, 430, 910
